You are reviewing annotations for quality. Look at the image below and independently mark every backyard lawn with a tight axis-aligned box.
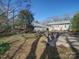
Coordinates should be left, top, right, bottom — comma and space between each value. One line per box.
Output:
0, 33, 77, 59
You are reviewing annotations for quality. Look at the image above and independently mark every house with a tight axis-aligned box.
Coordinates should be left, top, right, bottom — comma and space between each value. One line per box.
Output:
46, 20, 71, 31
32, 21, 48, 31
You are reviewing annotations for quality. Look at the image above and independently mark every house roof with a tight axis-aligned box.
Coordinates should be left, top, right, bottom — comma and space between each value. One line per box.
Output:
47, 20, 71, 25
32, 22, 48, 28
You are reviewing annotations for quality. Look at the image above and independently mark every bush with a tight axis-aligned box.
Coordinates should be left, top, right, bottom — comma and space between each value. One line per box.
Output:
71, 13, 79, 32
0, 43, 10, 55
26, 25, 34, 32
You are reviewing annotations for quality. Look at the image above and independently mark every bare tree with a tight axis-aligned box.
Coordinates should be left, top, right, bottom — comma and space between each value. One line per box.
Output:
0, 0, 32, 33
63, 14, 70, 20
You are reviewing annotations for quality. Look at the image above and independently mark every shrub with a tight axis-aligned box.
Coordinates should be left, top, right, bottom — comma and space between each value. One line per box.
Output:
0, 43, 10, 55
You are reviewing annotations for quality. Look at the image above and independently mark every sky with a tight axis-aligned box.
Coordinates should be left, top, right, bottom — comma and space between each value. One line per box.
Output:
31, 0, 79, 21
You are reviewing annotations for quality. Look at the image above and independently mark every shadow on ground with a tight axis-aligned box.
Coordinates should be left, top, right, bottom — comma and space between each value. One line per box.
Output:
26, 36, 41, 59
7, 35, 28, 59
10, 39, 27, 59
40, 43, 60, 59
65, 35, 79, 59
40, 34, 60, 59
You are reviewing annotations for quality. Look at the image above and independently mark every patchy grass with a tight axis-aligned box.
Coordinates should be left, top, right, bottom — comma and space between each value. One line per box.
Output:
0, 34, 75, 59
0, 32, 17, 38
0, 33, 36, 55
0, 33, 36, 43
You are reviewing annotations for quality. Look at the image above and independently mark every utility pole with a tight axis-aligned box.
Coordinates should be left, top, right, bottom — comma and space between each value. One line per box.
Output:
13, 9, 15, 30
6, 0, 11, 26
6, 0, 11, 33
